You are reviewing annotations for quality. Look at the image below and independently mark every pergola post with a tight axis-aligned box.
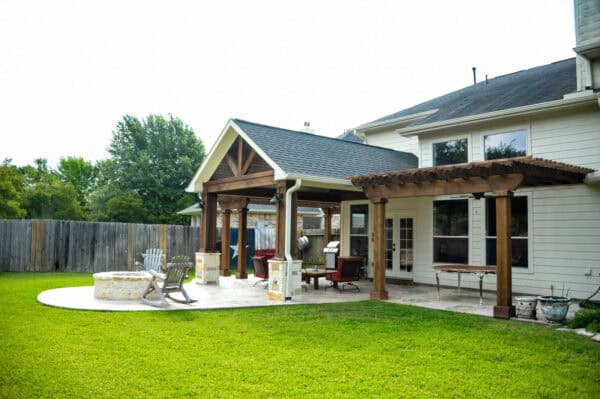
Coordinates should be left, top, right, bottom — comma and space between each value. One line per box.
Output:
323, 208, 332, 246
371, 198, 388, 300
221, 208, 231, 276
275, 180, 287, 259
493, 192, 515, 319
200, 187, 218, 252
236, 205, 248, 279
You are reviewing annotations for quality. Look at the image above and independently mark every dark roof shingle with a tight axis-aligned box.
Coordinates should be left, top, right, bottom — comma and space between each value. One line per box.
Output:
233, 119, 417, 180
362, 58, 577, 129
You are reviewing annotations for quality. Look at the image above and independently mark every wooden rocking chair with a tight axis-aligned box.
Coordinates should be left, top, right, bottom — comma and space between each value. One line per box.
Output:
135, 248, 165, 274
141, 256, 194, 307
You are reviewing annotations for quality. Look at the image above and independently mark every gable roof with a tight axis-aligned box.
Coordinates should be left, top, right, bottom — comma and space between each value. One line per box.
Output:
231, 119, 417, 181
359, 58, 577, 131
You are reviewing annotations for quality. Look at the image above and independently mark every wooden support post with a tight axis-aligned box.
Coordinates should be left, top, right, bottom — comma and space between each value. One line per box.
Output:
370, 198, 388, 300
493, 193, 515, 319
236, 206, 248, 279
221, 209, 231, 276
275, 180, 287, 259
200, 188, 218, 252
323, 208, 332, 246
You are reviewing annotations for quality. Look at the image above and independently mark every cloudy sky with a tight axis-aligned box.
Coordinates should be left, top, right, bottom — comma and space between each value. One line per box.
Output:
0, 0, 575, 167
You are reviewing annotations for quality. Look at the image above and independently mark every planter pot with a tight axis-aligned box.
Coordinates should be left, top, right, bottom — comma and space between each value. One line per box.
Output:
538, 296, 571, 322
516, 296, 538, 319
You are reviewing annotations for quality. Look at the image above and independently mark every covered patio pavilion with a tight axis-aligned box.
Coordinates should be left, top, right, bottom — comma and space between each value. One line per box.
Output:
350, 156, 593, 318
186, 119, 416, 298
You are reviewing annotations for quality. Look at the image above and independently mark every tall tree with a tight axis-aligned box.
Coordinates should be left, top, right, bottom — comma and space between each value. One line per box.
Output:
20, 180, 84, 220
0, 159, 26, 218
57, 156, 96, 209
97, 114, 204, 224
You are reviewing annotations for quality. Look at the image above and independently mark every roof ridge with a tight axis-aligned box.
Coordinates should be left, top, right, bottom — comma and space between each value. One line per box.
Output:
232, 118, 415, 156
491, 57, 575, 81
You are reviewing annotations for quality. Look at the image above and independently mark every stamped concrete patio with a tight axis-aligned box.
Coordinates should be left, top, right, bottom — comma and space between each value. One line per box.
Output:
37, 274, 579, 321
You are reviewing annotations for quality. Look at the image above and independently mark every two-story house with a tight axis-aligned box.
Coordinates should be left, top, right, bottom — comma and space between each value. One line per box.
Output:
186, 0, 599, 316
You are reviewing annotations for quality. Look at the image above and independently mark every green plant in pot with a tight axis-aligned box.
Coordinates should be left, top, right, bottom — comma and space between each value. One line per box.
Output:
538, 284, 571, 323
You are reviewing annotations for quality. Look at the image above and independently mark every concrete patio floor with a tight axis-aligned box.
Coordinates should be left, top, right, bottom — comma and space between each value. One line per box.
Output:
37, 275, 579, 321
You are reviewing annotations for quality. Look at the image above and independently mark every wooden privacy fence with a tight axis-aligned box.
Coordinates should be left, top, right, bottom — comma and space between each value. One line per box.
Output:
0, 219, 200, 273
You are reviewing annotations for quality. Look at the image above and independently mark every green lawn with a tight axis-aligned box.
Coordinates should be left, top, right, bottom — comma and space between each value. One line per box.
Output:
1, 273, 598, 399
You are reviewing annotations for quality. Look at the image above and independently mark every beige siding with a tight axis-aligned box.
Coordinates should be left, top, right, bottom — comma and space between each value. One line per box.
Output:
364, 130, 419, 160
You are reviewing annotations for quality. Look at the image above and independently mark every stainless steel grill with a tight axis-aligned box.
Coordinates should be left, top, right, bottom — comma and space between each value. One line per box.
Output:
323, 241, 340, 270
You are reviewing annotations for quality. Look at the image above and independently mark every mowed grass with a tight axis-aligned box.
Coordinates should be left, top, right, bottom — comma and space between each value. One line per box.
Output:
0, 273, 598, 399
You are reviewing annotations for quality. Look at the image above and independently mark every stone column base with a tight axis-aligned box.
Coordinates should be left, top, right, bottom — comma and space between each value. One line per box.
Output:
268, 259, 302, 301
493, 305, 516, 319
194, 252, 220, 285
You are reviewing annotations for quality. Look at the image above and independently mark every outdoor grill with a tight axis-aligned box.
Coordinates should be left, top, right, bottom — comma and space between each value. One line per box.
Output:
323, 241, 340, 270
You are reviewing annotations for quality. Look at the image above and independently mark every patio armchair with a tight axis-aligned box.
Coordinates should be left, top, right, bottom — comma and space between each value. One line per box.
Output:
252, 256, 269, 287
141, 255, 194, 307
325, 257, 362, 292
135, 248, 165, 274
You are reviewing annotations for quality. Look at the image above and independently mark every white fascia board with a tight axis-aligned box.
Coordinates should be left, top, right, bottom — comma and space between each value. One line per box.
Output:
185, 119, 285, 193
285, 173, 361, 192
354, 109, 439, 133
397, 94, 600, 137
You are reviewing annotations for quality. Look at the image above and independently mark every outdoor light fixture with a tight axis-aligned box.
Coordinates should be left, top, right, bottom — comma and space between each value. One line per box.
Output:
269, 193, 283, 204
198, 199, 205, 209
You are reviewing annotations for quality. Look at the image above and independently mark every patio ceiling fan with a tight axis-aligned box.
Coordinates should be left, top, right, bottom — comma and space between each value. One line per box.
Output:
450, 192, 491, 200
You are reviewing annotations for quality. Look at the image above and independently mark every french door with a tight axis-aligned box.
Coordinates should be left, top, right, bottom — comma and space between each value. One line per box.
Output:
384, 215, 415, 280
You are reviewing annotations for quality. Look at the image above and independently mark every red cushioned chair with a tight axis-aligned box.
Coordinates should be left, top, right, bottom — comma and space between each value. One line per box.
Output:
252, 256, 269, 287
325, 257, 362, 292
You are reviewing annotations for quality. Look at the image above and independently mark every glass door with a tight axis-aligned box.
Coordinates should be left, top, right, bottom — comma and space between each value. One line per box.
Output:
385, 215, 414, 280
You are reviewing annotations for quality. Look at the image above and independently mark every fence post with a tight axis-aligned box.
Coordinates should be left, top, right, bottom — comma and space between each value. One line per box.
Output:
30, 220, 44, 272
127, 223, 136, 271
159, 224, 167, 269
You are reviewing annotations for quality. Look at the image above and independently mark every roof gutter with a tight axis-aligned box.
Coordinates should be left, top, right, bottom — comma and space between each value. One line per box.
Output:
397, 94, 600, 137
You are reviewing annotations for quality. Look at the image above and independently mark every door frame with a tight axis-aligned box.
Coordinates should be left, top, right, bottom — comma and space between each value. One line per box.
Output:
385, 212, 416, 280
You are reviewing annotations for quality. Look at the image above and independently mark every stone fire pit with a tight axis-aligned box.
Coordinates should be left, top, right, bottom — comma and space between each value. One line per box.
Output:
93, 271, 153, 300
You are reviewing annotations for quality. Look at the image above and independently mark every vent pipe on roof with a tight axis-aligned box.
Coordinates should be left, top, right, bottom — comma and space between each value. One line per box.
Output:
302, 121, 315, 134
472, 67, 477, 85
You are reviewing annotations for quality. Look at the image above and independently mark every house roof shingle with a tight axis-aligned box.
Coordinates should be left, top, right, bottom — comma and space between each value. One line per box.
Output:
232, 119, 417, 180
361, 58, 577, 129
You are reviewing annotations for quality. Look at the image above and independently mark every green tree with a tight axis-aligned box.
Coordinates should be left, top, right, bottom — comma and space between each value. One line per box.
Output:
57, 156, 96, 209
21, 180, 84, 220
94, 114, 205, 224
105, 192, 148, 223
0, 159, 26, 218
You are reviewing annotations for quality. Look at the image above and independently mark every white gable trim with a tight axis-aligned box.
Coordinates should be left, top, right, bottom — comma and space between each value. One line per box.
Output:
186, 119, 286, 193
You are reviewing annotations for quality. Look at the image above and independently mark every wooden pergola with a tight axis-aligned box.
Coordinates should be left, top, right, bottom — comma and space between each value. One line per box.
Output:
198, 136, 360, 278
350, 156, 593, 319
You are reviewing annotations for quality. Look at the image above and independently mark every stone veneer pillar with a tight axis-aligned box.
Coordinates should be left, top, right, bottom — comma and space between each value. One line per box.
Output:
195, 252, 220, 285
267, 258, 303, 301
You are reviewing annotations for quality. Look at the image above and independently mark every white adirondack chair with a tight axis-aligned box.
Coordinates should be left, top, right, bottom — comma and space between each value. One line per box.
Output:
135, 248, 165, 274
141, 255, 194, 307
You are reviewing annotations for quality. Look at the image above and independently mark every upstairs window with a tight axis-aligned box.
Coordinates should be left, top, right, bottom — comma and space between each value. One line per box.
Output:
433, 138, 468, 166
484, 130, 526, 160
433, 200, 468, 264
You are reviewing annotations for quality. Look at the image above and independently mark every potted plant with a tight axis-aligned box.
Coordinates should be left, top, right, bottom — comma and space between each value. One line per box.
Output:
515, 296, 538, 319
538, 284, 571, 323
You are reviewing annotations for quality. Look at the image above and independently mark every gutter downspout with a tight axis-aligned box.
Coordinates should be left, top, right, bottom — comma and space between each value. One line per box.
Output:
285, 179, 302, 300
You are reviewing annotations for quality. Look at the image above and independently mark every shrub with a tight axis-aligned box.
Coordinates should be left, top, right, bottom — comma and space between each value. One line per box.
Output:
568, 308, 600, 332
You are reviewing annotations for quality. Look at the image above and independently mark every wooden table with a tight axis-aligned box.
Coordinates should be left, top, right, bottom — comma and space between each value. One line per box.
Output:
433, 265, 496, 304
302, 269, 328, 289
